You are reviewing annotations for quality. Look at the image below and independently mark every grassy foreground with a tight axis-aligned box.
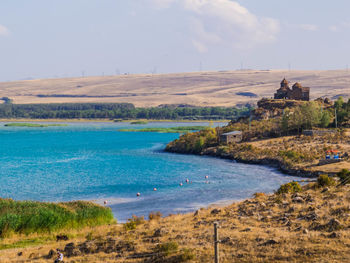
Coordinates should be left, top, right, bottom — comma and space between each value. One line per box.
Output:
4, 123, 68, 127
119, 126, 207, 133
0, 199, 114, 237
2, 177, 350, 262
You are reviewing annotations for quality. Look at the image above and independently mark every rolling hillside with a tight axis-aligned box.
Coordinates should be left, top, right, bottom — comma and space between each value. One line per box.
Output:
0, 70, 349, 107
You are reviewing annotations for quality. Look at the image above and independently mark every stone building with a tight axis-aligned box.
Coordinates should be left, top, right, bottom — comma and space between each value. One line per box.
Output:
220, 131, 242, 144
274, 78, 310, 101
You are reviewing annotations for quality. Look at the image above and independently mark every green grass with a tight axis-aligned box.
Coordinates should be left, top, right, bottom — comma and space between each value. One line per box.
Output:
0, 199, 114, 237
118, 126, 207, 133
130, 121, 148, 125
0, 237, 52, 250
4, 123, 68, 127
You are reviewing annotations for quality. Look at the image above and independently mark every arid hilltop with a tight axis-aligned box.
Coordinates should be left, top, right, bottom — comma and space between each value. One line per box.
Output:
0, 70, 349, 107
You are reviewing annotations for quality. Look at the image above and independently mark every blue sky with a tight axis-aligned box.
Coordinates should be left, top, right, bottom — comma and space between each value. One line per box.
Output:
0, 0, 350, 81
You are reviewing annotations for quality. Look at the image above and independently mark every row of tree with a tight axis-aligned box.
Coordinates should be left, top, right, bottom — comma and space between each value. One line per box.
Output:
0, 103, 249, 120
280, 97, 350, 133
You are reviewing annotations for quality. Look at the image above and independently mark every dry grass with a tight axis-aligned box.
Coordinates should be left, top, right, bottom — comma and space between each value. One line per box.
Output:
1, 70, 350, 107
1, 183, 350, 262
248, 134, 350, 173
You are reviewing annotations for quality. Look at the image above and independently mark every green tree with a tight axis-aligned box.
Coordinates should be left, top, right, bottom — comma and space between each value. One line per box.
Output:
334, 96, 344, 110
320, 111, 331, 128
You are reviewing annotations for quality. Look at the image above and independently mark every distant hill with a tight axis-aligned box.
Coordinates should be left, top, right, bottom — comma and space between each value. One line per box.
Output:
0, 70, 349, 107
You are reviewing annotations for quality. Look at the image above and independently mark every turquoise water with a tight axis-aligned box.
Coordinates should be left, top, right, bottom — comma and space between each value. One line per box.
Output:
0, 122, 302, 222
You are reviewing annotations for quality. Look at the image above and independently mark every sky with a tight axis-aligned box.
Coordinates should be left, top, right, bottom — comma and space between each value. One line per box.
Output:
1, 0, 350, 81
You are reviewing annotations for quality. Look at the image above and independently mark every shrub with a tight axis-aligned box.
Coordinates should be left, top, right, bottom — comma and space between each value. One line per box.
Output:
280, 150, 304, 162
317, 174, 335, 187
155, 241, 179, 256
178, 248, 195, 261
85, 232, 93, 241
253, 193, 266, 199
124, 215, 145, 231
149, 211, 162, 221
276, 181, 302, 195
337, 169, 350, 184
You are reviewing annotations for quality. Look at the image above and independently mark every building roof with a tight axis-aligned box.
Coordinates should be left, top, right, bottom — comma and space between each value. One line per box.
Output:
292, 82, 302, 89
281, 78, 289, 85
222, 131, 242, 136
326, 150, 339, 153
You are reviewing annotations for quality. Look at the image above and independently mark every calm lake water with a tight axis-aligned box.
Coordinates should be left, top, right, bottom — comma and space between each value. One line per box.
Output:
0, 122, 302, 222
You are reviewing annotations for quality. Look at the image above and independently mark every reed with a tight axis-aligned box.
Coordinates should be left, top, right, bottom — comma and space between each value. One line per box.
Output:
0, 199, 114, 237
4, 123, 67, 127
119, 126, 206, 133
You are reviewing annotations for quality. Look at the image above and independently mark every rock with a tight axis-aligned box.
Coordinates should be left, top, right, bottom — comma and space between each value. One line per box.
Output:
221, 237, 234, 245
28, 253, 39, 259
288, 206, 295, 213
101, 237, 118, 253
321, 187, 329, 193
303, 229, 309, 234
46, 249, 55, 259
79, 241, 98, 254
327, 219, 342, 232
154, 228, 168, 237
300, 212, 318, 221
292, 197, 304, 203
211, 208, 221, 215
116, 240, 135, 252
260, 239, 279, 246
64, 242, 81, 257
328, 232, 341, 238
312, 218, 342, 232
279, 216, 289, 222
56, 234, 69, 241
17, 252, 23, 256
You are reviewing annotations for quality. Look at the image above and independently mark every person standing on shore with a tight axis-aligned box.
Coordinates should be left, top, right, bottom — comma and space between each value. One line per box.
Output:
54, 249, 63, 263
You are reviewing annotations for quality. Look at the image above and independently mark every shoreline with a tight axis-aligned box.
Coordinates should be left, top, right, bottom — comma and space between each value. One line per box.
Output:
165, 148, 323, 178
0, 118, 230, 123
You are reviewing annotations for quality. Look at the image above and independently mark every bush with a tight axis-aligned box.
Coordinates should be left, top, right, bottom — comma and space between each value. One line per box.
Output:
124, 215, 145, 231
179, 248, 195, 261
149, 211, 162, 221
317, 174, 335, 187
280, 150, 305, 162
276, 181, 302, 195
155, 241, 179, 256
337, 169, 350, 184
253, 193, 266, 199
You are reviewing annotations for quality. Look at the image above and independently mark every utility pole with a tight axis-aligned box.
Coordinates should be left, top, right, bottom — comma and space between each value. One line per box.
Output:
214, 222, 220, 263
335, 108, 338, 128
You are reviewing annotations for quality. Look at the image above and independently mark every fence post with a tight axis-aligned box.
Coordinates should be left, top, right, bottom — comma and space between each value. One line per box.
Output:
214, 222, 219, 263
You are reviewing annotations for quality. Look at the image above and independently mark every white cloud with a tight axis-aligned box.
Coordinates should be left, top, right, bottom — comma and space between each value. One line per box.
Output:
329, 25, 340, 32
150, 0, 280, 52
300, 24, 318, 31
0, 24, 9, 36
